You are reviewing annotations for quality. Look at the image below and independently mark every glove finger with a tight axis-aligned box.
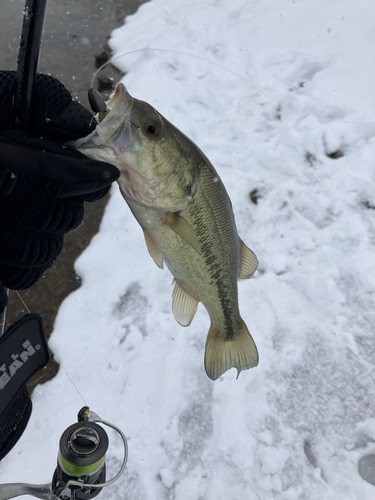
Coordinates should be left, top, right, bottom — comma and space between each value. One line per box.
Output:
0, 229, 63, 264
31, 73, 97, 141
80, 185, 111, 203
0, 195, 84, 234
0, 198, 84, 291
0, 71, 97, 142
0, 131, 119, 198
0, 264, 50, 290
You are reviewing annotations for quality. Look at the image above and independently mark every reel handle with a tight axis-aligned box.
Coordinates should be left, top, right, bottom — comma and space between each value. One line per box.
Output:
0, 483, 53, 500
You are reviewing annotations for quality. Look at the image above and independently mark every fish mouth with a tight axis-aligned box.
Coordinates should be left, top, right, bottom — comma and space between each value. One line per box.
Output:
97, 83, 133, 144
105, 83, 132, 115
69, 83, 133, 150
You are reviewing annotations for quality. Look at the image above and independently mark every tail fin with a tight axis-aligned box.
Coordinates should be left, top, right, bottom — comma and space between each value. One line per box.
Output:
204, 319, 259, 380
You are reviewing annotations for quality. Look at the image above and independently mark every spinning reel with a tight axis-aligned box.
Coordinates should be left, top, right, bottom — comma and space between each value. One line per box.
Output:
0, 407, 128, 500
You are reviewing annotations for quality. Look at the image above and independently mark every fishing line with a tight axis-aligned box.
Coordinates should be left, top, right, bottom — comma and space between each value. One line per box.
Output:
16, 290, 31, 313
92, 47, 375, 125
58, 362, 88, 405
15, 290, 87, 405
91, 46, 278, 103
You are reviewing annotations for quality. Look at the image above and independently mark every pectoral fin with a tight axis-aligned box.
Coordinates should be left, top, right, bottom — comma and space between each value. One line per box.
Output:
165, 212, 201, 255
239, 240, 259, 279
172, 279, 199, 327
143, 229, 164, 269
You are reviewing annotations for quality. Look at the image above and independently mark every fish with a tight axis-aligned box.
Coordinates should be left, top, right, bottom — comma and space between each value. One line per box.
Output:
70, 83, 259, 380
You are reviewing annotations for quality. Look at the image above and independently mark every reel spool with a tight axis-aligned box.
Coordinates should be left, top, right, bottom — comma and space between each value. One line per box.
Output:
52, 420, 109, 499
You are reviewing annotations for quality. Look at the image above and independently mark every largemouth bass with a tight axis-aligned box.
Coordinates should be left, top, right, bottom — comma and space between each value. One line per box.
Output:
70, 83, 259, 380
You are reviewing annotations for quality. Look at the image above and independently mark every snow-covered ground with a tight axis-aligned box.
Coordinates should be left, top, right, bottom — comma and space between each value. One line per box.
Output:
1, 0, 375, 499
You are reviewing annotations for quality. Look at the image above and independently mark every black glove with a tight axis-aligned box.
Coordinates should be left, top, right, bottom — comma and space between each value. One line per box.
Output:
0, 71, 119, 461
0, 71, 119, 289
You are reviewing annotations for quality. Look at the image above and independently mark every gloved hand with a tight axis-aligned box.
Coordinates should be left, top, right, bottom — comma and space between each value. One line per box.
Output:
0, 70, 118, 461
0, 70, 119, 289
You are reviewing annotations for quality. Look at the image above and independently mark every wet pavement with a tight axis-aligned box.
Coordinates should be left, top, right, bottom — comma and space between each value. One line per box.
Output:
1, 0, 147, 106
1, 0, 148, 389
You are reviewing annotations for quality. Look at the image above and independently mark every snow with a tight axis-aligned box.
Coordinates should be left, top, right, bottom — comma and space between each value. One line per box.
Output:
1, 0, 375, 499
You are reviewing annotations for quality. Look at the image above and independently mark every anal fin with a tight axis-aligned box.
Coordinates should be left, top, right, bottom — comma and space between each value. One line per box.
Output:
172, 279, 199, 327
143, 229, 164, 269
240, 240, 259, 279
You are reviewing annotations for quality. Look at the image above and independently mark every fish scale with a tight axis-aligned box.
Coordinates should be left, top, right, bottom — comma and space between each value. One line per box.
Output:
185, 161, 241, 337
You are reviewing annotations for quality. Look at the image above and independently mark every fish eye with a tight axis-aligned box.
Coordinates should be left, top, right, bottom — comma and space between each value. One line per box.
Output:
147, 124, 157, 134
144, 120, 162, 138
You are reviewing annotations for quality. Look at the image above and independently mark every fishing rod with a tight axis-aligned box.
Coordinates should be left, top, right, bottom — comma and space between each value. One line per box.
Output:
11, 0, 47, 130
0, 0, 47, 336
0, 0, 50, 444
0, 288, 8, 336
0, 407, 128, 500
